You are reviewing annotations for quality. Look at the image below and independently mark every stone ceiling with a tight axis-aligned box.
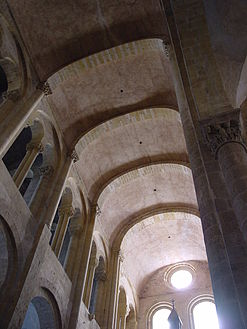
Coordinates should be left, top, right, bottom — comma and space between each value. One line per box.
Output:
7, 0, 169, 80
121, 212, 206, 293
96, 163, 197, 244
75, 107, 188, 200
7, 0, 247, 107
45, 39, 177, 147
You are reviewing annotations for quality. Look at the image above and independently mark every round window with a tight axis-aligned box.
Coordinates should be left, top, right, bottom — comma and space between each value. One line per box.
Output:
171, 269, 192, 289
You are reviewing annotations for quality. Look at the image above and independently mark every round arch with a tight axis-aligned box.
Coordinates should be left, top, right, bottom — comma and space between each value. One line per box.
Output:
0, 215, 17, 298
0, 14, 27, 100
147, 301, 172, 329
112, 207, 200, 251
21, 295, 60, 329
188, 295, 219, 329
74, 106, 188, 201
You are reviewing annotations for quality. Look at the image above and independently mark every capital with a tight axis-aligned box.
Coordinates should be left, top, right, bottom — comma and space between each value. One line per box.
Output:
95, 269, 107, 282
58, 204, 74, 217
26, 142, 44, 153
39, 165, 54, 177
163, 41, 171, 59
201, 109, 246, 158
69, 212, 83, 234
2, 89, 20, 102
70, 150, 79, 163
37, 81, 52, 96
91, 203, 101, 217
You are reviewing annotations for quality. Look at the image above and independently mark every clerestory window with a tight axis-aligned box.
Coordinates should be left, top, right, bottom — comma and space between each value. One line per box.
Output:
190, 297, 219, 329
152, 307, 171, 329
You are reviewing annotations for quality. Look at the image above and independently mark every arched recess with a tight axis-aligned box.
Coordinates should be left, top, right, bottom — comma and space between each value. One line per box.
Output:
2, 125, 32, 175
21, 295, 60, 329
0, 215, 17, 297
2, 118, 45, 203
0, 57, 21, 97
89, 256, 107, 322
83, 240, 98, 309
0, 14, 27, 102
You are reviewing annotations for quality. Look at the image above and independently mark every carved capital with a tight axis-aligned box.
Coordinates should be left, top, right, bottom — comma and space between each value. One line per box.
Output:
2, 89, 21, 102
39, 165, 54, 177
69, 210, 83, 234
95, 269, 107, 282
26, 142, 44, 153
201, 109, 246, 158
37, 81, 52, 96
89, 255, 99, 268
91, 203, 101, 217
70, 150, 79, 163
88, 313, 95, 321
163, 41, 171, 59
69, 221, 83, 235
59, 204, 74, 218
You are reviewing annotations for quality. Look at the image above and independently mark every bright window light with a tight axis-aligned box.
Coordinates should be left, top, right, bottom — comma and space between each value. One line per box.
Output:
193, 301, 219, 329
153, 308, 171, 329
171, 270, 192, 289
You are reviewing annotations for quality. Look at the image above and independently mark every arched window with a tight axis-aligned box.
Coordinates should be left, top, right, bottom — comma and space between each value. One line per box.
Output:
147, 303, 172, 329
189, 296, 219, 329
152, 308, 171, 329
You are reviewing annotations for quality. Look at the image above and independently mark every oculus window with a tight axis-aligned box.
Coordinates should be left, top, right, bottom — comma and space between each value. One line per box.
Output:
171, 269, 192, 289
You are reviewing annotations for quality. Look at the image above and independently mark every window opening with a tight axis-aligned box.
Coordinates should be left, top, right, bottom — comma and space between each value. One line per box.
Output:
152, 308, 171, 329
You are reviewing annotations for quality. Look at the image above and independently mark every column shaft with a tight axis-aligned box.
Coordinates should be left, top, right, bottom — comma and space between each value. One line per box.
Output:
64, 214, 83, 280
84, 257, 98, 309
68, 206, 97, 329
52, 207, 73, 257
167, 39, 247, 328
30, 156, 73, 227
102, 249, 122, 329
0, 89, 43, 157
13, 145, 40, 189
218, 142, 247, 237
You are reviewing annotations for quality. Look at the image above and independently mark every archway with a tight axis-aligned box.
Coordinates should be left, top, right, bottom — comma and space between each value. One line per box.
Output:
89, 256, 106, 318
0, 216, 17, 295
21, 296, 57, 329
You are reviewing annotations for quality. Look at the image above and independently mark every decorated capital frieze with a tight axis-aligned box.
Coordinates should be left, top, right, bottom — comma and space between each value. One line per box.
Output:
201, 109, 246, 158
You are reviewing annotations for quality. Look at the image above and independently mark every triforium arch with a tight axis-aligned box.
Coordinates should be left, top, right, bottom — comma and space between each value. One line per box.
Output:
0, 215, 17, 298
0, 14, 26, 101
21, 288, 62, 329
